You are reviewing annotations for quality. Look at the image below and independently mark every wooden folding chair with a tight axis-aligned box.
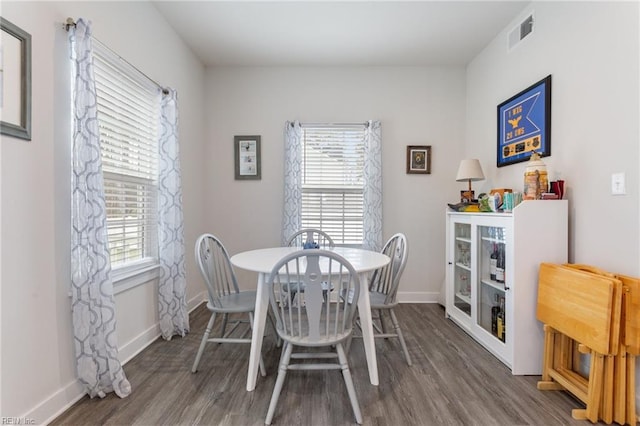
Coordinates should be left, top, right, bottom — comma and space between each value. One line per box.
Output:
614, 274, 639, 426
536, 263, 622, 423
563, 264, 622, 424
560, 266, 638, 425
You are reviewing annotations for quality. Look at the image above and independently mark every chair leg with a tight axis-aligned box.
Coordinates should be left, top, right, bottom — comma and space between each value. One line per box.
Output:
267, 307, 282, 348
248, 312, 267, 377
265, 343, 293, 425
337, 343, 363, 424
378, 309, 389, 337
345, 333, 353, 354
220, 313, 229, 341
390, 308, 412, 366
192, 312, 216, 373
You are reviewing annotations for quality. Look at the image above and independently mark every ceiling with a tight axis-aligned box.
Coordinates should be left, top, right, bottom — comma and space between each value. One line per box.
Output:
152, 1, 530, 67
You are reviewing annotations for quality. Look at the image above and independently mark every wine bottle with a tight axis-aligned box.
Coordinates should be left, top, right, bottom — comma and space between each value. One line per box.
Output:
491, 300, 500, 335
496, 244, 505, 283
497, 296, 505, 342
490, 243, 497, 281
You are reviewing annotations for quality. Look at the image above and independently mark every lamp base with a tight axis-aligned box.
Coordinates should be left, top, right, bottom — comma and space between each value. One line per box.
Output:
460, 190, 475, 203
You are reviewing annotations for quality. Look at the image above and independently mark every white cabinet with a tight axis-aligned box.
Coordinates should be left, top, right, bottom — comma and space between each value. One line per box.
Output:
445, 200, 568, 375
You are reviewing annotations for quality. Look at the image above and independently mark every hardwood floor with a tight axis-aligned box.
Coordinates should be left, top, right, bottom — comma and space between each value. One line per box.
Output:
51, 303, 589, 425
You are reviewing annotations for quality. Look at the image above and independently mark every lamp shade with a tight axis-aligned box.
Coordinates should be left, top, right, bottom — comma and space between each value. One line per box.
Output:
455, 159, 485, 182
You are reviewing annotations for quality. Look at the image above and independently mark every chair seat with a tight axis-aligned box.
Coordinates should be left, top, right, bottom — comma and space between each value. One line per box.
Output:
281, 331, 352, 347
206, 290, 258, 313
369, 291, 398, 309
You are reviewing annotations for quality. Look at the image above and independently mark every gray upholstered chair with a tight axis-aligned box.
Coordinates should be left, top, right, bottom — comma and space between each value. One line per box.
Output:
191, 233, 266, 375
265, 249, 362, 425
355, 233, 412, 365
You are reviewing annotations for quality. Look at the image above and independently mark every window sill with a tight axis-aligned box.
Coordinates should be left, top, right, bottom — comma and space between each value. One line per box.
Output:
112, 263, 160, 295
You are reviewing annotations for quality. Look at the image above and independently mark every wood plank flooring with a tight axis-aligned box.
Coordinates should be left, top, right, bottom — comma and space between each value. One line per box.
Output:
51, 303, 590, 425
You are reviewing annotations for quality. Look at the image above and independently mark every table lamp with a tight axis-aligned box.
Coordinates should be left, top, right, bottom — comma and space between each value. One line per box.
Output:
456, 159, 485, 202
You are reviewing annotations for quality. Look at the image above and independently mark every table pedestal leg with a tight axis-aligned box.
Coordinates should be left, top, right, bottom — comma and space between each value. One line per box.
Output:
247, 272, 269, 391
357, 272, 379, 386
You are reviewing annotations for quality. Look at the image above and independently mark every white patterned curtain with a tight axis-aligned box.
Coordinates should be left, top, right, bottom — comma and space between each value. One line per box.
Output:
362, 120, 383, 251
281, 120, 302, 245
157, 89, 189, 340
69, 18, 131, 399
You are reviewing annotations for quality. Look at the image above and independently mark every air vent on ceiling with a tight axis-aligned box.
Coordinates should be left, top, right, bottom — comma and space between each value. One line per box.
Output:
508, 13, 534, 51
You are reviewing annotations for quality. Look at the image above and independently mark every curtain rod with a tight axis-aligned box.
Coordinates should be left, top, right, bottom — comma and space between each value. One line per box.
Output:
64, 18, 169, 95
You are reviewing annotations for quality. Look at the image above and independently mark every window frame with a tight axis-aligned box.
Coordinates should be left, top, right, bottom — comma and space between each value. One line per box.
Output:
92, 42, 161, 290
300, 124, 366, 247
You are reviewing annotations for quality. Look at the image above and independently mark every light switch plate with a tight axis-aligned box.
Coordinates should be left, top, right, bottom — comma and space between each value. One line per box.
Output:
611, 172, 626, 195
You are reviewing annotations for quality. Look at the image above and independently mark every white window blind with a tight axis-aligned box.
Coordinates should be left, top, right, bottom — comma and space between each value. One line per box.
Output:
301, 125, 365, 245
93, 44, 160, 269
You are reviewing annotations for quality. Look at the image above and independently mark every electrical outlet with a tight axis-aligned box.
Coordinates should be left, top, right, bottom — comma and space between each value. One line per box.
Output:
611, 172, 626, 195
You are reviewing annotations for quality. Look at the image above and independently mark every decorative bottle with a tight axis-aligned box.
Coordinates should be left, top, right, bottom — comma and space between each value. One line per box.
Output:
490, 243, 497, 281
491, 295, 500, 336
495, 245, 505, 284
497, 297, 506, 342
523, 152, 548, 200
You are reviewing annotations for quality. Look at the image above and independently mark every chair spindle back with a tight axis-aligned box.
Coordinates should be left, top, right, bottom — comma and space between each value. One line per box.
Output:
286, 228, 335, 249
268, 249, 360, 344
369, 233, 408, 305
195, 234, 240, 308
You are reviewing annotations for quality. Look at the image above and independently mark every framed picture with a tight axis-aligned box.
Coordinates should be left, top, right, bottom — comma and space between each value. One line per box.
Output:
0, 17, 32, 141
460, 190, 475, 203
234, 135, 261, 180
497, 75, 551, 167
406, 145, 431, 174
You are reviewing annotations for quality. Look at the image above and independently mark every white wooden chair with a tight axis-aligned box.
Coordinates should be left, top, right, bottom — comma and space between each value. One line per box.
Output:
286, 228, 335, 250
265, 249, 363, 425
354, 233, 412, 365
191, 233, 266, 376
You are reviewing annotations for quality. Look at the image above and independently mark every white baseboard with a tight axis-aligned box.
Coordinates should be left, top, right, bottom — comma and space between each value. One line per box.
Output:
119, 291, 206, 363
38, 292, 207, 425
396, 291, 442, 304
118, 323, 161, 365
26, 379, 85, 426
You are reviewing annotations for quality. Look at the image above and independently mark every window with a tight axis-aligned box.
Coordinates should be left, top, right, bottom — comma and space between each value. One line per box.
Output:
93, 44, 160, 273
300, 125, 366, 246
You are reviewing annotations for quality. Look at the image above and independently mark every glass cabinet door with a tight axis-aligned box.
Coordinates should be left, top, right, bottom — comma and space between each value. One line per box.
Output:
453, 222, 472, 317
477, 225, 506, 343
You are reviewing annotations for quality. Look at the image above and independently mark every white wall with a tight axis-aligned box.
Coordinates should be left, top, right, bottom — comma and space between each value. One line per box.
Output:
466, 1, 639, 274
0, 1, 206, 423
465, 0, 639, 412
204, 66, 466, 302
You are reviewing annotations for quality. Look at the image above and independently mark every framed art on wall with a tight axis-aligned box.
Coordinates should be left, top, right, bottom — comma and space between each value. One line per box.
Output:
497, 75, 551, 167
406, 145, 431, 174
0, 17, 32, 141
234, 135, 261, 180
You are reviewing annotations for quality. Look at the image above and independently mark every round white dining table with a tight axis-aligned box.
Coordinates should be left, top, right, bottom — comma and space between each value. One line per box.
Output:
230, 246, 390, 391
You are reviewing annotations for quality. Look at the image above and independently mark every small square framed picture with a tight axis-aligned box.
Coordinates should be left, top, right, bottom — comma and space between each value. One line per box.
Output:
234, 135, 261, 180
406, 145, 431, 174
